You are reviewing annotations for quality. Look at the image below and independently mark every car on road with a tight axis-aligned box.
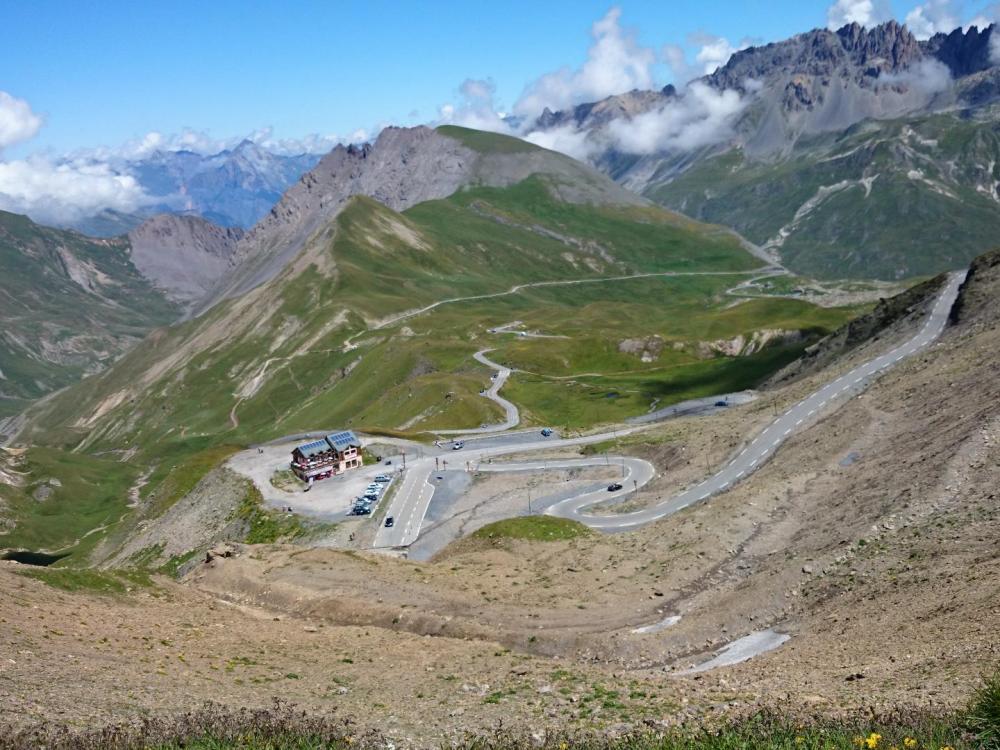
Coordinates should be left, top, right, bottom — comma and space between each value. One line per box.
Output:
374, 474, 390, 483
384, 517, 394, 527
452, 441, 464, 450
607, 482, 623, 492
541, 428, 553, 437
714, 400, 728, 407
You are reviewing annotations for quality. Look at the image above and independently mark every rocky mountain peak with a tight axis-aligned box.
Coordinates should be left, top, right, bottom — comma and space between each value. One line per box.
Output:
127, 214, 244, 308
923, 23, 997, 77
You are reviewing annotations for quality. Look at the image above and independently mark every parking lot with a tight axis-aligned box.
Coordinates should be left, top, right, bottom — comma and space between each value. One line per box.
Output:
227, 440, 405, 521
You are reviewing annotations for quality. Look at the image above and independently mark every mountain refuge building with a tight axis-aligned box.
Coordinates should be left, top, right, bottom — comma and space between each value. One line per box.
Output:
290, 431, 362, 481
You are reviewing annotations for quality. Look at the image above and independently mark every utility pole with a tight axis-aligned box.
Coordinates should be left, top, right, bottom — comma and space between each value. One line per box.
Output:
633, 479, 638, 497
402, 449, 406, 470
621, 459, 626, 478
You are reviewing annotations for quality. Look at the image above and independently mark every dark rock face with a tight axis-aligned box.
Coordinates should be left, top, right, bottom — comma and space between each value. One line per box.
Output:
923, 24, 997, 77
707, 21, 923, 94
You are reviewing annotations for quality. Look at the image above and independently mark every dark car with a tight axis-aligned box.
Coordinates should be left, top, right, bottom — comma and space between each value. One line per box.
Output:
541, 428, 553, 437
714, 400, 728, 407
384, 516, 395, 528
607, 482, 623, 492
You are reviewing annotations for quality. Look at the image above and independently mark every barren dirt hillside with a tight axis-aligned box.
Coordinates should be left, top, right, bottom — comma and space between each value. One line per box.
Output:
2, 252, 998, 745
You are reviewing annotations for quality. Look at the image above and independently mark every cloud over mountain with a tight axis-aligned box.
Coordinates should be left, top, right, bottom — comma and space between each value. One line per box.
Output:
827, 0, 893, 30
512, 8, 656, 118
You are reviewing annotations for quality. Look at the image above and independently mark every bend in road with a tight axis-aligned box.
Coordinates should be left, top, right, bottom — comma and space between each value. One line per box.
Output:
374, 270, 966, 548
436, 350, 519, 435
546, 270, 967, 529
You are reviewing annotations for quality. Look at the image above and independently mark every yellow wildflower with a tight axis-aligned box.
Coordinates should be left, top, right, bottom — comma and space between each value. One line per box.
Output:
866, 732, 883, 749
854, 737, 867, 747
939, 746, 954, 750
560, 743, 569, 750
795, 737, 805, 745
903, 739, 917, 749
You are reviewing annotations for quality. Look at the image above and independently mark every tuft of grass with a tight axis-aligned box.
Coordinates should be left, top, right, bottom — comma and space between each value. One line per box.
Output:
233, 484, 307, 545
158, 549, 201, 579
18, 567, 154, 595
472, 516, 592, 542
0, 703, 974, 749
967, 665, 1000, 749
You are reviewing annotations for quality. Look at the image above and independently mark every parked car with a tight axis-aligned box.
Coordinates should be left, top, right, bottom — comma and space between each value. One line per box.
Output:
541, 428, 553, 437
384, 517, 395, 527
607, 482, 623, 492
374, 475, 390, 483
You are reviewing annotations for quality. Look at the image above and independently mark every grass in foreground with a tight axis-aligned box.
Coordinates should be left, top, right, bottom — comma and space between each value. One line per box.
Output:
17, 567, 154, 595
472, 515, 592, 542
1, 698, 992, 749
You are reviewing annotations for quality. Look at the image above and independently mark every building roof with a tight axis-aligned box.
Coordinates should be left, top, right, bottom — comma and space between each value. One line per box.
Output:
293, 431, 361, 458
326, 430, 361, 451
295, 439, 331, 458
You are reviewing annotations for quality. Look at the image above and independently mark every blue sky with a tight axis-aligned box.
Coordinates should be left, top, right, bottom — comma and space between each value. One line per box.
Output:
3, 0, 994, 156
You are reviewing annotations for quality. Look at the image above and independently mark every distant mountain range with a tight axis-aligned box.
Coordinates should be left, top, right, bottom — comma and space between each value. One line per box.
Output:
68, 140, 322, 236
527, 21, 1000, 280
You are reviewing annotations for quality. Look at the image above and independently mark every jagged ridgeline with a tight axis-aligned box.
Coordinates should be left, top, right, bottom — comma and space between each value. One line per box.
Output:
528, 22, 1000, 280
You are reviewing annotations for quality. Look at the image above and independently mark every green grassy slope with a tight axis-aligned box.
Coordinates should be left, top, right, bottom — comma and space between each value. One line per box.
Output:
5, 148, 860, 557
647, 110, 1000, 280
0, 211, 178, 418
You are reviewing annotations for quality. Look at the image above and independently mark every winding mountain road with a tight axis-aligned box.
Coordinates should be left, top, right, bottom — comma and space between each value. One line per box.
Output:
436, 351, 519, 435
372, 270, 966, 548
547, 270, 967, 529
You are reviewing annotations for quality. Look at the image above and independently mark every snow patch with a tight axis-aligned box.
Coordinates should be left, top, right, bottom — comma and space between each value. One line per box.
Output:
632, 614, 681, 634
676, 628, 790, 675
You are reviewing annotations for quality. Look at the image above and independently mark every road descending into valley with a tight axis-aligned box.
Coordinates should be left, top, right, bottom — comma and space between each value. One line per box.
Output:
372, 270, 966, 548
436, 351, 519, 435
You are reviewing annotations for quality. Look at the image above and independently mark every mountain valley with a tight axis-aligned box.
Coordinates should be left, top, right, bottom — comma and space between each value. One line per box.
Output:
1, 11, 999, 748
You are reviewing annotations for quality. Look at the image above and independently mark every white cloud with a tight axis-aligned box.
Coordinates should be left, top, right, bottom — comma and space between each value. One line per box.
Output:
879, 58, 954, 93
523, 124, 597, 161
436, 78, 513, 134
664, 34, 750, 85
604, 83, 746, 154
693, 34, 744, 75
0, 156, 148, 224
520, 81, 747, 160
826, 0, 893, 29
513, 7, 656, 117
0, 91, 43, 150
904, 0, 961, 39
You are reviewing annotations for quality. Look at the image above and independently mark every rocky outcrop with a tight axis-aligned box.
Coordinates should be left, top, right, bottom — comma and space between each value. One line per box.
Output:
924, 24, 997, 78
127, 214, 243, 308
198, 125, 645, 312
534, 87, 677, 132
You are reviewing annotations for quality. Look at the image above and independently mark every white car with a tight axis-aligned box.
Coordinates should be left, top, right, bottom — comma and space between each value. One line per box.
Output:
452, 442, 464, 450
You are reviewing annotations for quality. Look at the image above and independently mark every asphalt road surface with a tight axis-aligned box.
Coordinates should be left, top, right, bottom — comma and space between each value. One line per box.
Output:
436, 350, 519, 435
547, 269, 968, 530
374, 270, 966, 548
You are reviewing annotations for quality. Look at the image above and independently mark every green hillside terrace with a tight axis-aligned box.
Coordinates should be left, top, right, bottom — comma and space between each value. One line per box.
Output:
5, 167, 864, 558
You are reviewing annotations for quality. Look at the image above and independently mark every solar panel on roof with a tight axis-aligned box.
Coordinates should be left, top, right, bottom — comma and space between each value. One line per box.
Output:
327, 431, 358, 448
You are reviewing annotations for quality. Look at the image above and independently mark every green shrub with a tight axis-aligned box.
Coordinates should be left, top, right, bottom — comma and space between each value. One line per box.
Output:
967, 664, 1000, 749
